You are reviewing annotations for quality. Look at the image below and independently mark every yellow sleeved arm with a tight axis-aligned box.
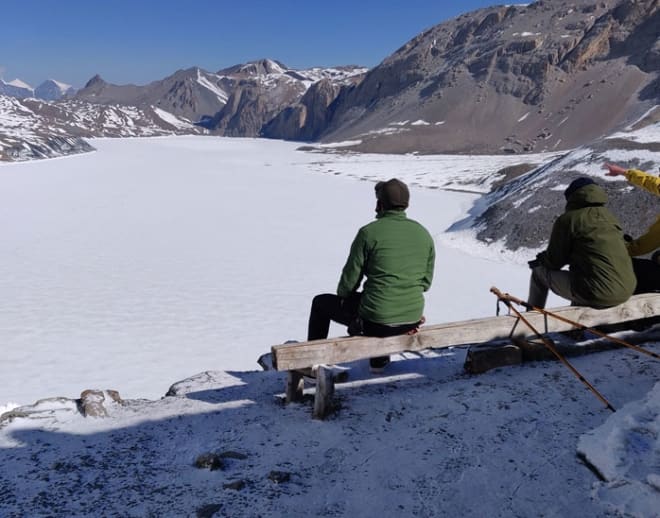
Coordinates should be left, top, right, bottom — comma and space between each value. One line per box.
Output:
628, 215, 660, 257
625, 169, 660, 196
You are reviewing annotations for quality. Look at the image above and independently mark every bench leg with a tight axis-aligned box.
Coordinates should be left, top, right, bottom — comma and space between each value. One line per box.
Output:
286, 371, 305, 403
313, 365, 336, 420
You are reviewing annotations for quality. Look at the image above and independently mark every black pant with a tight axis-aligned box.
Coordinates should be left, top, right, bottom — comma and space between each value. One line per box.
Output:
632, 258, 660, 294
307, 293, 419, 340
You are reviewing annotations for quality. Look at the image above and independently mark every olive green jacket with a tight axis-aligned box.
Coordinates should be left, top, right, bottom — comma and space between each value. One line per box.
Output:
541, 183, 636, 307
337, 210, 435, 324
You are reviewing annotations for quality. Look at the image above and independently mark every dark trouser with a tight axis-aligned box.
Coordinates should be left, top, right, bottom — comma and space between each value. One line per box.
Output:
632, 257, 660, 294
307, 293, 420, 361
528, 265, 595, 309
307, 293, 361, 341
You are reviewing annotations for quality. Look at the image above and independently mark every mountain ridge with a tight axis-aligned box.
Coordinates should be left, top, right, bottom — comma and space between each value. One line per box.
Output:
296, 0, 659, 154
1, 0, 658, 161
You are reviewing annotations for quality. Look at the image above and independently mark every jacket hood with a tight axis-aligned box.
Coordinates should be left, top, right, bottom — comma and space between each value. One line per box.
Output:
565, 183, 607, 209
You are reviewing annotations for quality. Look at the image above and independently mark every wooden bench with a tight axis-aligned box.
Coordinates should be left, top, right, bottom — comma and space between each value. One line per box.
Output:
271, 293, 660, 419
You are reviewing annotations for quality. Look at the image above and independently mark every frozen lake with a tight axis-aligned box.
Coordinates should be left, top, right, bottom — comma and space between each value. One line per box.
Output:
0, 137, 543, 407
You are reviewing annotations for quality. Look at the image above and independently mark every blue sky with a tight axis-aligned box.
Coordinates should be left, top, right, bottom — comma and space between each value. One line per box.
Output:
1, 0, 530, 88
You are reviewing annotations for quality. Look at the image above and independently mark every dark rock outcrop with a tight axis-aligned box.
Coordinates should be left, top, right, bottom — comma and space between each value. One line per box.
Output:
260, 79, 344, 141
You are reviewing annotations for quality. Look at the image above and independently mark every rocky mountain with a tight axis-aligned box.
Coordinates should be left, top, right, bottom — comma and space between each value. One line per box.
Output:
34, 79, 76, 101
260, 77, 357, 141
0, 95, 204, 161
1, 78, 76, 100
275, 0, 659, 154
0, 60, 365, 161
0, 79, 34, 99
75, 68, 232, 125
208, 59, 366, 136
73, 60, 367, 134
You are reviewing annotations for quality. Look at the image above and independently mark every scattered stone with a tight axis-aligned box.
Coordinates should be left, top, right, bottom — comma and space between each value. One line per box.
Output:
105, 390, 122, 404
194, 453, 224, 471
196, 503, 222, 518
257, 352, 273, 371
79, 390, 107, 418
223, 480, 247, 491
78, 389, 122, 418
268, 470, 291, 484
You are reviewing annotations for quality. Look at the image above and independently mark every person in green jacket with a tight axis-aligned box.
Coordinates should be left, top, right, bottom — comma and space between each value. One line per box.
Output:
528, 177, 636, 309
307, 178, 435, 371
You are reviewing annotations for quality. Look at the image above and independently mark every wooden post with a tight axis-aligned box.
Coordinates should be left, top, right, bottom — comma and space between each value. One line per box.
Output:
313, 365, 335, 420
285, 371, 304, 403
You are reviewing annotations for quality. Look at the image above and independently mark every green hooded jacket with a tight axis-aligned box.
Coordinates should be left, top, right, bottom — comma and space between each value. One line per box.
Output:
337, 210, 435, 324
542, 183, 636, 307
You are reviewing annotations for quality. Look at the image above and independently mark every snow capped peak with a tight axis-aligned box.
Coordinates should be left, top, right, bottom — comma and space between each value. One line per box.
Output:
7, 78, 32, 89
0, 77, 75, 101
48, 78, 73, 90
261, 58, 287, 74
0, 78, 34, 99
35, 79, 76, 101
218, 58, 290, 78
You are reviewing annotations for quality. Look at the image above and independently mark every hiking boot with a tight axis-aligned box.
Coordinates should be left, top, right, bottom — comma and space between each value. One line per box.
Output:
369, 356, 391, 373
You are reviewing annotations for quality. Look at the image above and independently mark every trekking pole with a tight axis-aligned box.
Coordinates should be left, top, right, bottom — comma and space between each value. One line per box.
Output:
495, 289, 660, 361
491, 287, 616, 412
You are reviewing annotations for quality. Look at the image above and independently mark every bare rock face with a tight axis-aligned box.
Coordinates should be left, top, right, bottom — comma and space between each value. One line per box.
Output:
320, 0, 660, 154
209, 61, 365, 137
260, 79, 344, 141
211, 82, 285, 137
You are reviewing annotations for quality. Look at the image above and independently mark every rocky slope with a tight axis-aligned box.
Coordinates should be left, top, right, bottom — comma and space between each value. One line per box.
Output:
452, 112, 660, 251
0, 95, 203, 161
300, 0, 660, 154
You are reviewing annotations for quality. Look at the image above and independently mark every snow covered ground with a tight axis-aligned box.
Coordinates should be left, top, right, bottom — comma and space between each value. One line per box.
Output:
0, 137, 657, 517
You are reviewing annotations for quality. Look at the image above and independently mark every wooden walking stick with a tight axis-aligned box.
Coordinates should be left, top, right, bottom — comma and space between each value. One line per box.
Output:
491, 286, 616, 412
494, 290, 660, 361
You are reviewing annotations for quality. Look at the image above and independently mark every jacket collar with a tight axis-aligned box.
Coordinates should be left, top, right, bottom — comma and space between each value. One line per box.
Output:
376, 209, 407, 219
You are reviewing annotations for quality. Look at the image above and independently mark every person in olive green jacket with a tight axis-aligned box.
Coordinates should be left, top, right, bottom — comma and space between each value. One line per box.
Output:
528, 177, 636, 308
307, 178, 435, 371
603, 163, 660, 293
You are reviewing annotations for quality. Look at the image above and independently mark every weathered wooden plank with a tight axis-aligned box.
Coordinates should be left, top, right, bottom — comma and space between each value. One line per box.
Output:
272, 293, 660, 371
